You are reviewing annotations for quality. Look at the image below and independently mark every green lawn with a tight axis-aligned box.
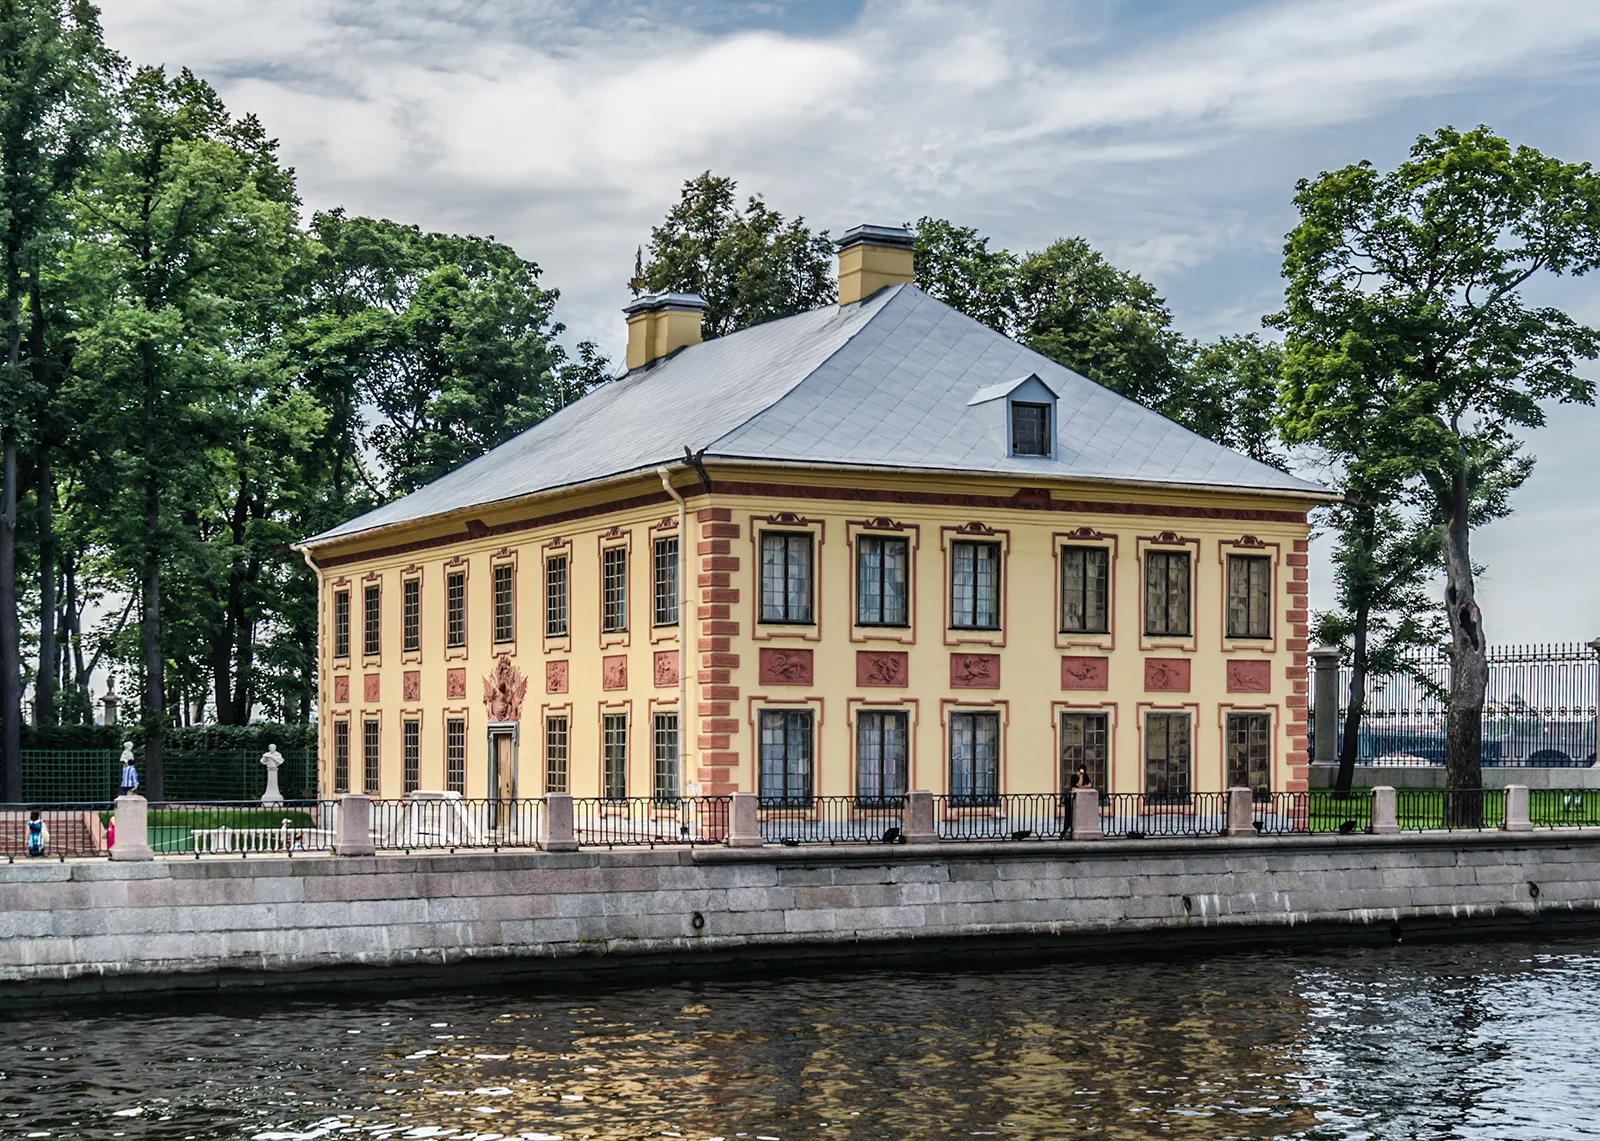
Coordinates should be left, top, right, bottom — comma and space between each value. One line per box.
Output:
1308, 788, 1600, 831
142, 806, 318, 854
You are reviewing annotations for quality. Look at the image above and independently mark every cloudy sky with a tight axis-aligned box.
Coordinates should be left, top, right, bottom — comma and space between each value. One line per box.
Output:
102, 0, 1600, 643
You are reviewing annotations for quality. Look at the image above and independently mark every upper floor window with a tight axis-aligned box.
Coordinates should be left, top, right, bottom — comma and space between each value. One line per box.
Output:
1226, 554, 1272, 639
950, 541, 1001, 629
857, 536, 908, 626
1144, 550, 1190, 637
1060, 546, 1109, 633
402, 578, 421, 653
333, 589, 350, 659
760, 533, 813, 624
545, 555, 568, 637
602, 547, 628, 632
445, 571, 466, 648
493, 564, 515, 643
653, 537, 679, 627
363, 584, 381, 657
1011, 402, 1051, 456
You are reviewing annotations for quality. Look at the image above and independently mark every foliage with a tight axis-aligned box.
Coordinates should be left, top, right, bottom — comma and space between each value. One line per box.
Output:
910, 216, 1018, 334
21, 720, 316, 751
640, 171, 834, 338
1275, 125, 1600, 788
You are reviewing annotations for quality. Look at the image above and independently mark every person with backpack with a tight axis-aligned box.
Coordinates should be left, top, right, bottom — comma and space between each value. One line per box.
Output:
25, 810, 47, 858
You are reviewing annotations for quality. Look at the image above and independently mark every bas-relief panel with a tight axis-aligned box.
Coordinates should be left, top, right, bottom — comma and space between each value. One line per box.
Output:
653, 650, 680, 688
1226, 659, 1272, 693
363, 674, 380, 702
333, 675, 349, 704
546, 660, 569, 694
603, 655, 628, 691
1144, 658, 1191, 693
856, 650, 908, 688
759, 648, 813, 686
446, 668, 467, 699
402, 671, 421, 702
950, 653, 1000, 690
1060, 656, 1109, 691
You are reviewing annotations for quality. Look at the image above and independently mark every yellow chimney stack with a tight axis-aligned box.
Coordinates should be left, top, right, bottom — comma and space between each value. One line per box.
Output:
836, 224, 916, 306
624, 292, 707, 370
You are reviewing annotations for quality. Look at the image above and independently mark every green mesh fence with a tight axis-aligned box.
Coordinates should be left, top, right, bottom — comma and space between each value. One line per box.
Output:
20, 747, 316, 803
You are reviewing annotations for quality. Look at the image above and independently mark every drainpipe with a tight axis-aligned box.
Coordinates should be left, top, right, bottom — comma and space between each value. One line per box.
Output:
657, 467, 693, 794
298, 546, 325, 800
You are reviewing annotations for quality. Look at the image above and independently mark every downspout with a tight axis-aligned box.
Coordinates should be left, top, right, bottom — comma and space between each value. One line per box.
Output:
657, 467, 693, 795
298, 546, 325, 802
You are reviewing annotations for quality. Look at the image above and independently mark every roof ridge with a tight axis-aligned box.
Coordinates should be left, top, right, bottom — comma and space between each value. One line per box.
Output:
699, 284, 908, 456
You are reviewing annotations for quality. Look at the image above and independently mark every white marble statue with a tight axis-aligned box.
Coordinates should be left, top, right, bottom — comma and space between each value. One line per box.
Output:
259, 743, 286, 806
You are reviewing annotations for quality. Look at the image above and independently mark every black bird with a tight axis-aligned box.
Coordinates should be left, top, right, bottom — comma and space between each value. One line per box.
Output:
1126, 830, 1146, 840
1011, 828, 1033, 841
881, 826, 903, 844
1252, 820, 1265, 833
1339, 819, 1359, 834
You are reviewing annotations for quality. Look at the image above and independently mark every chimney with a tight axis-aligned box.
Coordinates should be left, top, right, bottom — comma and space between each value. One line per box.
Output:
835, 224, 915, 305
624, 292, 706, 370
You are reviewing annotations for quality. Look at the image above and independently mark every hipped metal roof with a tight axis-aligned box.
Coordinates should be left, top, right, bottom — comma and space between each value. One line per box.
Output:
305, 284, 1327, 546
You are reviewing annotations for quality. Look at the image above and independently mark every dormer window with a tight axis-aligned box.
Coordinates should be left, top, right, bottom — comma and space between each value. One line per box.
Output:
1012, 402, 1051, 456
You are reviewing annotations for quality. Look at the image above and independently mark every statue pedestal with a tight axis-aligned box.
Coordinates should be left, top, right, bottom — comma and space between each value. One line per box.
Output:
261, 767, 284, 807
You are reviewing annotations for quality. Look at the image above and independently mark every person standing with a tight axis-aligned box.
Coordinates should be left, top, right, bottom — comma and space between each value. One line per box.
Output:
119, 742, 139, 798
25, 810, 46, 858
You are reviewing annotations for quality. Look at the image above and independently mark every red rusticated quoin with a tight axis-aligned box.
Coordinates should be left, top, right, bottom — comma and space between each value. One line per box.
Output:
696, 508, 741, 791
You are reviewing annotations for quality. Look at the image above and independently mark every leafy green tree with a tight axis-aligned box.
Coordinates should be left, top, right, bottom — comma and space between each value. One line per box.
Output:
0, 0, 113, 797
1276, 125, 1600, 797
911, 216, 1017, 334
1184, 335, 1285, 470
68, 67, 297, 796
641, 171, 834, 338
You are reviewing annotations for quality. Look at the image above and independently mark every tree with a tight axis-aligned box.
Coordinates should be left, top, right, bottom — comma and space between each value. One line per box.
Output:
1185, 336, 1286, 470
911, 216, 1017, 334
640, 172, 834, 338
68, 67, 297, 796
1276, 126, 1600, 798
0, 0, 113, 797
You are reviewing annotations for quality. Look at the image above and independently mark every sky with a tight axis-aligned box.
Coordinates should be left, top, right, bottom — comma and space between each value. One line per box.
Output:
99, 0, 1600, 644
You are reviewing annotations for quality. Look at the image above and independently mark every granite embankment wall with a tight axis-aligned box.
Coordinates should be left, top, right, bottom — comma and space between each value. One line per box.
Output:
4, 832, 1599, 1003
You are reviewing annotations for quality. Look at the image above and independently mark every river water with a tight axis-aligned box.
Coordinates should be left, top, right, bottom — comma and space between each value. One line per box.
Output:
3, 938, 1599, 1141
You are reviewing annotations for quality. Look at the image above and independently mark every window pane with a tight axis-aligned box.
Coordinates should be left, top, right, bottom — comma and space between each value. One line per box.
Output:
602, 548, 628, 633
1145, 551, 1190, 637
446, 573, 466, 648
1227, 712, 1272, 798
403, 719, 420, 794
951, 543, 975, 626
333, 720, 350, 793
761, 533, 812, 623
1011, 402, 1051, 456
363, 585, 380, 656
856, 710, 908, 803
493, 565, 514, 643
1145, 712, 1191, 801
446, 718, 465, 794
654, 537, 679, 626
1060, 546, 1109, 633
333, 591, 350, 659
545, 716, 569, 793
951, 542, 1000, 629
545, 556, 568, 637
858, 537, 883, 623
950, 711, 999, 805
403, 579, 420, 653
603, 713, 628, 799
1227, 555, 1272, 639
1061, 711, 1109, 792
653, 712, 679, 802
759, 709, 813, 806
881, 538, 908, 625
362, 719, 380, 795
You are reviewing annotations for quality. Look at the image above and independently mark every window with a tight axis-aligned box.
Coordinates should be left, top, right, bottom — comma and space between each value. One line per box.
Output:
653, 537, 679, 627
759, 709, 813, 806
1227, 711, 1272, 800
1060, 546, 1109, 634
403, 578, 421, 653
446, 571, 466, 648
760, 533, 813, 623
333, 720, 350, 793
950, 541, 1001, 629
949, 711, 1000, 805
493, 564, 515, 643
1144, 712, 1191, 802
653, 712, 679, 802
856, 536, 909, 627
1227, 554, 1272, 639
362, 718, 380, 796
1060, 711, 1109, 797
333, 590, 350, 659
1144, 550, 1191, 637
544, 716, 569, 793
363, 585, 380, 657
602, 547, 628, 633
856, 710, 908, 804
603, 713, 628, 800
403, 719, 420, 794
445, 718, 465, 794
545, 555, 568, 637
1011, 401, 1051, 456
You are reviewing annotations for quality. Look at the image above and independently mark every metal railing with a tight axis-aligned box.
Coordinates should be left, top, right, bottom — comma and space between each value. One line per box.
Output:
149, 802, 327, 856
371, 796, 544, 851
1394, 788, 1506, 831
1246, 791, 1367, 835
1101, 792, 1229, 839
759, 795, 906, 845
573, 797, 730, 848
935, 793, 1070, 841
1528, 789, 1600, 828
1, 803, 109, 860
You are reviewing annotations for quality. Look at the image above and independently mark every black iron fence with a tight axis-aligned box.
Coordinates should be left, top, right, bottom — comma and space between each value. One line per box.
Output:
1394, 789, 1506, 831
371, 797, 543, 851
1, 803, 109, 860
760, 796, 905, 845
149, 802, 328, 856
1101, 792, 1229, 839
573, 797, 731, 848
1314, 643, 1599, 766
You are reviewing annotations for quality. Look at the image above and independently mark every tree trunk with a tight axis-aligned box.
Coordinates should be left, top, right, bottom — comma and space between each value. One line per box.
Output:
1334, 602, 1370, 796
34, 452, 55, 727
0, 424, 19, 803
1442, 465, 1486, 824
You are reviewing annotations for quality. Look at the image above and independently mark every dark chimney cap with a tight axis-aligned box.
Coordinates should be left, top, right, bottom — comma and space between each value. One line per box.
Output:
623, 291, 707, 317
834, 224, 914, 252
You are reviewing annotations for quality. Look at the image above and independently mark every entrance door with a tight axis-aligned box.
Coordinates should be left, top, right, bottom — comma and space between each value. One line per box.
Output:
490, 732, 515, 830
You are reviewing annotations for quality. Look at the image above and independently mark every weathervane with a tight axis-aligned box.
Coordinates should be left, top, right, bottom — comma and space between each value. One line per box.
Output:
628, 246, 647, 297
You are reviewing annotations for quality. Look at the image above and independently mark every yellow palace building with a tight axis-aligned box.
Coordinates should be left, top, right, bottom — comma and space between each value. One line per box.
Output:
296, 225, 1332, 808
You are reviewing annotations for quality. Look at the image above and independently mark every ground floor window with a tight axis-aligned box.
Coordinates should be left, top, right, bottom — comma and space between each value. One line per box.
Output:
333, 720, 350, 794
856, 710, 908, 805
1226, 711, 1272, 800
949, 710, 1000, 806
759, 709, 813, 806
403, 719, 420, 794
603, 713, 628, 800
1144, 711, 1191, 802
653, 712, 679, 803
1061, 711, 1109, 797
545, 716, 569, 794
445, 718, 466, 794
362, 719, 380, 796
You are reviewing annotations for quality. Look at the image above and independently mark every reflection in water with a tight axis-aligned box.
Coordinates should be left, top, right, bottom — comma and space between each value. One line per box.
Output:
2, 939, 1598, 1140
